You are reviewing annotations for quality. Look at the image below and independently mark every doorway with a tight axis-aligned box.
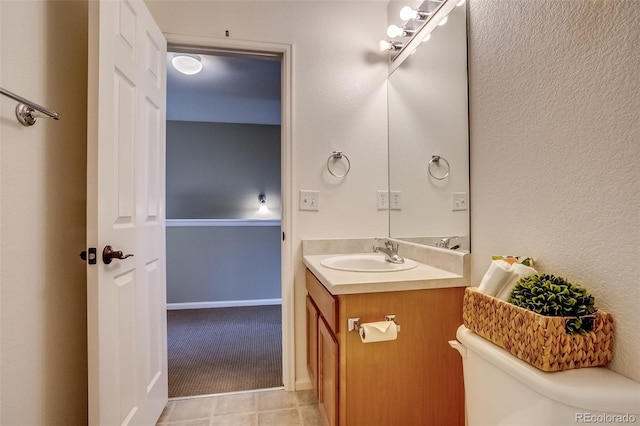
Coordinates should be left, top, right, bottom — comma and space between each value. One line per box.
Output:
165, 46, 287, 398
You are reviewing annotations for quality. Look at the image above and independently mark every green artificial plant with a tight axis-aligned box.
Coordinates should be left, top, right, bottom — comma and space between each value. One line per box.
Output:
509, 274, 597, 335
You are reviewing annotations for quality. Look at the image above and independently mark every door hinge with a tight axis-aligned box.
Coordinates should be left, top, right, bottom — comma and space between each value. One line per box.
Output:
80, 247, 97, 265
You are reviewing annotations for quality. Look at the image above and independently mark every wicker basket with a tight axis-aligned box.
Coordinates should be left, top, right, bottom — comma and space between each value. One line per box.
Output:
462, 287, 614, 372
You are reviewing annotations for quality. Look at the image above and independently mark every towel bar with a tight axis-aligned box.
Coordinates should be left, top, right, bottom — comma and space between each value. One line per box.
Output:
0, 87, 60, 126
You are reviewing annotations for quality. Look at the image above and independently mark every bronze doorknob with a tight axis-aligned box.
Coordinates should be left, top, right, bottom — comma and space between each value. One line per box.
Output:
102, 245, 134, 264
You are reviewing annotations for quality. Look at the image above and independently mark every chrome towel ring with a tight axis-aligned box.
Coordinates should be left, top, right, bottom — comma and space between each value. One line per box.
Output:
327, 151, 351, 178
428, 155, 450, 180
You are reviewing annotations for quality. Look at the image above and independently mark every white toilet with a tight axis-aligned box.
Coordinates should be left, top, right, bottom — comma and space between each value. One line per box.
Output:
451, 325, 640, 426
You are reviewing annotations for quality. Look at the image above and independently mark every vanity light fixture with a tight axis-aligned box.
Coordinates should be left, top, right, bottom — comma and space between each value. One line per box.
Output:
378, 40, 404, 52
171, 54, 203, 75
399, 0, 445, 21
258, 194, 268, 213
381, 0, 459, 59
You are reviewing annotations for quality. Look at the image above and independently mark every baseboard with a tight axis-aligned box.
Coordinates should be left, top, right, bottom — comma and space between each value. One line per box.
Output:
295, 378, 312, 391
167, 298, 282, 310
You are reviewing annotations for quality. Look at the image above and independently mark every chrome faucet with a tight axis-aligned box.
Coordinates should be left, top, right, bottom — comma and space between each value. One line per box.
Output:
436, 236, 460, 250
372, 238, 405, 264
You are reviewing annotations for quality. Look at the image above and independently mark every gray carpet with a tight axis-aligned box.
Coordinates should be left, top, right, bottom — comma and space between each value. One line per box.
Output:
167, 305, 283, 398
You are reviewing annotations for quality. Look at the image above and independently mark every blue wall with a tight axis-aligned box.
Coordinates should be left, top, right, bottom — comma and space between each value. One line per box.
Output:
166, 120, 281, 219
166, 224, 281, 304
166, 120, 281, 305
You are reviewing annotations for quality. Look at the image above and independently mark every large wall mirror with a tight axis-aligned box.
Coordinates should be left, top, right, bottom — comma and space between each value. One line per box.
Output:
387, 2, 470, 250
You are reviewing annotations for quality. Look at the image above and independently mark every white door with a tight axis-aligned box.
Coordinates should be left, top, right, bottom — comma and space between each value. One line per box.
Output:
87, 0, 167, 424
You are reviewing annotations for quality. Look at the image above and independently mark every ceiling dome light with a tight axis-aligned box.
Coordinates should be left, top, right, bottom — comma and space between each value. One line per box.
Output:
171, 54, 203, 75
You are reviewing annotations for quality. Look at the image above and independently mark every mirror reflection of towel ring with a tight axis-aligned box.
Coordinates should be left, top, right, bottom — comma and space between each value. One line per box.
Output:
428, 155, 450, 180
327, 151, 351, 178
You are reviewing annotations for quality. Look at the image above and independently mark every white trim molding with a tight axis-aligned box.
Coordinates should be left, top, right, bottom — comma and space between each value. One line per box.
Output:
167, 298, 282, 310
164, 33, 295, 392
166, 219, 281, 227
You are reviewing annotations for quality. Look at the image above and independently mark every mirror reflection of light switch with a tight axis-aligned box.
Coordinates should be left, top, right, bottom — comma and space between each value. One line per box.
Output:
452, 192, 468, 211
390, 191, 402, 210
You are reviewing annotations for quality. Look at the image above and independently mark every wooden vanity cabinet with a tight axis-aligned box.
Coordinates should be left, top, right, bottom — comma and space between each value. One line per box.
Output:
305, 296, 319, 397
305, 268, 465, 426
318, 317, 339, 426
306, 269, 340, 426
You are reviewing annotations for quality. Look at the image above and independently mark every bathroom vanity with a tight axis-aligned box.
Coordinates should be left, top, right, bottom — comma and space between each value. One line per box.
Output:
303, 240, 468, 426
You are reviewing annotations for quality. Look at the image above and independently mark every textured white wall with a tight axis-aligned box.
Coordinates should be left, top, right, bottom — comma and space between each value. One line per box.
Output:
0, 1, 88, 423
146, 0, 390, 387
468, 0, 640, 381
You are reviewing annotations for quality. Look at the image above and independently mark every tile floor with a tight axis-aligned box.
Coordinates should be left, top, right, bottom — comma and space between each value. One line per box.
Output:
156, 388, 324, 426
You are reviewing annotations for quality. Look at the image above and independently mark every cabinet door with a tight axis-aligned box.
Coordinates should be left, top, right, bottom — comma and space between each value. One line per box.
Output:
306, 296, 319, 397
318, 318, 339, 426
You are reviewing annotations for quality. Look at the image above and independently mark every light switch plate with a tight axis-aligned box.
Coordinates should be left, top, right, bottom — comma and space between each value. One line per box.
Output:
452, 192, 468, 211
299, 190, 320, 211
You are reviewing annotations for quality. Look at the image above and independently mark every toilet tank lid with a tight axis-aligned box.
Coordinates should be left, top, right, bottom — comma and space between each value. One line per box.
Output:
456, 325, 640, 415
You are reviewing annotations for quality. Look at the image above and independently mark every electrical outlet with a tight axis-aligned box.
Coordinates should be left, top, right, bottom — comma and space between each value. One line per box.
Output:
377, 190, 389, 210
452, 192, 468, 211
390, 191, 402, 210
299, 190, 320, 211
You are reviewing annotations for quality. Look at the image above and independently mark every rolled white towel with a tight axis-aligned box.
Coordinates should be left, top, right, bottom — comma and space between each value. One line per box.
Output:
476, 260, 518, 297
495, 263, 538, 301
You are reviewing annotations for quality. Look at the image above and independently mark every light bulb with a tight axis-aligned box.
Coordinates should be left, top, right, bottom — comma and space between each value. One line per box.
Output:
258, 194, 268, 214
378, 40, 392, 51
437, 15, 449, 26
421, 33, 432, 43
387, 24, 404, 38
171, 55, 202, 75
378, 40, 402, 52
456, 0, 466, 6
399, 6, 418, 21
400, 5, 430, 21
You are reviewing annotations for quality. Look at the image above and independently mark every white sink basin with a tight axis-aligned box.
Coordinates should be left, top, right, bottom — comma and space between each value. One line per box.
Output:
320, 253, 418, 272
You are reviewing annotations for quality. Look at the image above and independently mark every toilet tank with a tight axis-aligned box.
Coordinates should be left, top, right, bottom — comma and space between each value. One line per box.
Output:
453, 325, 640, 426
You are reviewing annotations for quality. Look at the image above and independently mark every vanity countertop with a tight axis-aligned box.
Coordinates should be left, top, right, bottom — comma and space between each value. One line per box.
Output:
303, 253, 467, 295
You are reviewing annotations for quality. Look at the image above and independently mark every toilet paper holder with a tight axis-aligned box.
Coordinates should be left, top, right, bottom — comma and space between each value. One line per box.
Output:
348, 315, 400, 332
